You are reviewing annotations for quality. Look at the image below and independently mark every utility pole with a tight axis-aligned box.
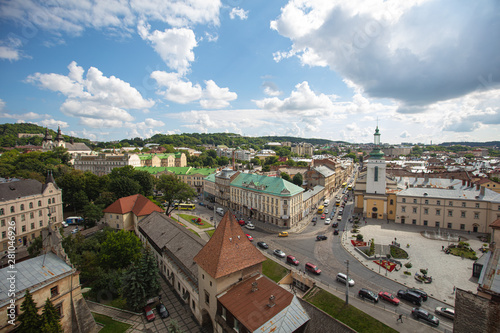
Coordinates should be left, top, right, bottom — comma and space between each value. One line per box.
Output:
345, 259, 350, 305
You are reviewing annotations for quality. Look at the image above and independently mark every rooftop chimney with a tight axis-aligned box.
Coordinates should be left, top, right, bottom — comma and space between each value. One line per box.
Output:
251, 281, 258, 292
267, 295, 276, 308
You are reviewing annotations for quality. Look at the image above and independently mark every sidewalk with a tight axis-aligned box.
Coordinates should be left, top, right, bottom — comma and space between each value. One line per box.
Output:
170, 212, 212, 242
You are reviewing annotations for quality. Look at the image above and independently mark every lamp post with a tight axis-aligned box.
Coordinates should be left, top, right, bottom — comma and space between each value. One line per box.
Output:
345, 260, 350, 305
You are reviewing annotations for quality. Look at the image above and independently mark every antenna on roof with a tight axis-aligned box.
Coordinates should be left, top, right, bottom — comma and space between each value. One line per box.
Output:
251, 281, 258, 292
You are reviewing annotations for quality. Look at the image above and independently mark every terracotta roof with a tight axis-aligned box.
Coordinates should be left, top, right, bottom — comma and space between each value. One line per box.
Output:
490, 218, 500, 229
193, 211, 266, 279
103, 194, 163, 216
218, 274, 308, 332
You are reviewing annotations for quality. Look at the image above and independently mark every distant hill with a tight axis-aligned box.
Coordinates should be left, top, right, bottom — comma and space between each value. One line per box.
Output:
0, 123, 92, 148
439, 141, 500, 148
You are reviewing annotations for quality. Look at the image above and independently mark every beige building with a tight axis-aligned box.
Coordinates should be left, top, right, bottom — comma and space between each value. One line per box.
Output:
291, 142, 314, 156
304, 165, 336, 195
73, 153, 139, 176
0, 174, 63, 251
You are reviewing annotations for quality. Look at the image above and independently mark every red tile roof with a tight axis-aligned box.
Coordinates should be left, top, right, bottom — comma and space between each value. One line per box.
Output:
103, 194, 163, 216
193, 211, 266, 279
490, 218, 500, 229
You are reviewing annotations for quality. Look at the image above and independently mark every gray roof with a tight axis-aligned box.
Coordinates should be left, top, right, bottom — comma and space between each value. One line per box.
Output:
478, 249, 500, 294
138, 211, 206, 284
0, 179, 44, 202
313, 165, 335, 178
303, 185, 325, 201
256, 296, 310, 333
397, 186, 500, 202
396, 177, 463, 190
65, 142, 91, 152
0, 252, 74, 306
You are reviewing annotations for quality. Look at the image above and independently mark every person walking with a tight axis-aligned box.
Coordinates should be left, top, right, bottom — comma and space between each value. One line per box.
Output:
397, 314, 403, 323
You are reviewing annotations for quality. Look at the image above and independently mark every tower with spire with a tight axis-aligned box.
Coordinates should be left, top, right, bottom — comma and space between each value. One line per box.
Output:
366, 125, 386, 195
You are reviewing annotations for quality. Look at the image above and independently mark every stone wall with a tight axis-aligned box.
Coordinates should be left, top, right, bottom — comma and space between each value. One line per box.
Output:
454, 289, 500, 333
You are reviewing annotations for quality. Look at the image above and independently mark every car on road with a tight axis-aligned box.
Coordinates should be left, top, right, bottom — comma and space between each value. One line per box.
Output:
338, 209, 343, 215
337, 215, 342, 221
333, 229, 339, 235
412, 308, 439, 327
325, 218, 331, 225
257, 241, 269, 249
316, 235, 327, 241
378, 291, 400, 305
245, 223, 255, 230
274, 249, 286, 258
245, 234, 253, 241
278, 231, 288, 237
332, 222, 338, 228
358, 288, 378, 303
407, 288, 428, 301
305, 262, 321, 275
320, 214, 326, 219
156, 303, 169, 318
238, 219, 245, 226
336, 273, 354, 287
397, 290, 422, 306
61, 221, 68, 228
435, 307, 455, 320
206, 205, 214, 210
144, 305, 155, 322
286, 255, 299, 265
71, 227, 79, 234
324, 208, 329, 214
312, 217, 317, 222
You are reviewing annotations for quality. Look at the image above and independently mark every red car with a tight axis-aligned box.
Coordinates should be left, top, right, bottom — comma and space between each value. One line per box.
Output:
238, 219, 245, 226
246, 234, 253, 241
286, 255, 299, 266
378, 291, 400, 305
320, 214, 326, 219
144, 305, 156, 321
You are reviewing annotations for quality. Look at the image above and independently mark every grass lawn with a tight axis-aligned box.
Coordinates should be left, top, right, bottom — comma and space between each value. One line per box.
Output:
448, 247, 478, 260
178, 214, 212, 229
206, 229, 216, 238
304, 289, 397, 333
262, 259, 289, 283
390, 246, 409, 259
92, 313, 131, 333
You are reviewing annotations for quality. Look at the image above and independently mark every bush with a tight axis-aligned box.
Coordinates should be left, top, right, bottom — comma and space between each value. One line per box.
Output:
404, 262, 412, 270
404, 271, 411, 276
356, 234, 364, 241
420, 268, 428, 276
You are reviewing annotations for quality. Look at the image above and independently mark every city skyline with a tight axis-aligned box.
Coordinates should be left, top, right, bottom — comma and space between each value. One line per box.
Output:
1, 1, 499, 144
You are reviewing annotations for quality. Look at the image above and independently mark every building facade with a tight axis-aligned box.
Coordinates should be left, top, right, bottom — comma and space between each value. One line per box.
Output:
73, 153, 139, 176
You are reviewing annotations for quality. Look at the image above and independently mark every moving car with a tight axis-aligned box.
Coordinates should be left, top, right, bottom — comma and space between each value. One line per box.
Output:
245, 234, 253, 241
332, 222, 338, 228
324, 208, 329, 214
305, 262, 321, 275
245, 223, 255, 230
320, 214, 326, 219
156, 303, 169, 318
257, 241, 269, 249
238, 219, 245, 226
358, 288, 378, 303
325, 218, 331, 225
333, 229, 339, 235
397, 290, 422, 306
336, 273, 354, 287
316, 235, 327, 241
407, 288, 428, 301
378, 291, 400, 305
286, 255, 299, 266
278, 231, 288, 237
435, 307, 455, 320
412, 308, 439, 327
337, 215, 342, 221
274, 249, 286, 258
312, 217, 317, 222
71, 227, 79, 234
144, 305, 155, 322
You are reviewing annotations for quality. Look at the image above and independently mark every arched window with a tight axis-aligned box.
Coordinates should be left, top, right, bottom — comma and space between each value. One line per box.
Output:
48, 199, 51, 205
0, 208, 4, 216
390, 199, 394, 205
29, 202, 33, 209
20, 204, 25, 211
38, 200, 42, 207
10, 206, 15, 213
374, 166, 379, 181
52, 198, 55, 204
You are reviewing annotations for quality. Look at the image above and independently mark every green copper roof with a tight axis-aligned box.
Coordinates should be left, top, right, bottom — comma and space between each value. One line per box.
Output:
369, 148, 385, 159
205, 173, 216, 182
138, 155, 153, 160
135, 166, 216, 176
231, 173, 304, 197
135, 166, 168, 174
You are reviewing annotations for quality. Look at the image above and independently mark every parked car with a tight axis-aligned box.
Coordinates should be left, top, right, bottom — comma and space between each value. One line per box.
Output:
156, 303, 169, 318
325, 218, 331, 225
407, 288, 428, 301
71, 227, 79, 234
336, 273, 354, 286
378, 291, 400, 305
286, 255, 299, 265
257, 241, 269, 249
144, 305, 156, 322
320, 214, 326, 219
245, 223, 255, 230
278, 231, 288, 237
305, 262, 321, 275
333, 229, 339, 235
332, 222, 338, 228
337, 215, 342, 221
245, 234, 253, 241
324, 208, 329, 214
61, 221, 68, 228
358, 288, 378, 303
274, 249, 286, 258
397, 290, 422, 306
238, 219, 245, 226
316, 235, 327, 241
312, 217, 317, 222
338, 209, 343, 215
206, 205, 214, 210
435, 307, 455, 320
412, 308, 439, 327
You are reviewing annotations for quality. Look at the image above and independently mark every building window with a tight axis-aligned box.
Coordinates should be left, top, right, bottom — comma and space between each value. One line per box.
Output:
461, 211, 466, 218
38, 200, 42, 207
435, 222, 440, 227
30, 223, 34, 230
424, 199, 429, 205
424, 208, 428, 215
116, 224, 119, 229
401, 206, 406, 213
39, 211, 42, 217
423, 220, 428, 226
436, 200, 441, 205
55, 303, 63, 317
474, 212, 479, 219
30, 212, 34, 219
22, 226, 26, 232
210, 281, 212, 287
448, 201, 453, 206
460, 224, 465, 230
448, 210, 453, 217
390, 199, 394, 205
10, 206, 15, 213
234, 318, 240, 332
0, 209, 3, 216
284, 200, 287, 205
0, 220, 4, 227
202, 274, 204, 280
412, 207, 417, 213
402, 198, 406, 203
29, 202, 33, 209
1, 231, 5, 239
204, 291, 210, 305
221, 306, 226, 320
413, 199, 417, 204
412, 219, 417, 225
20, 204, 25, 211
374, 166, 378, 181
48, 199, 51, 205
192, 300, 195, 310
436, 209, 441, 216
50, 286, 59, 298
475, 203, 480, 208
447, 223, 452, 229
21, 214, 25, 222
39, 221, 43, 227
462, 202, 466, 207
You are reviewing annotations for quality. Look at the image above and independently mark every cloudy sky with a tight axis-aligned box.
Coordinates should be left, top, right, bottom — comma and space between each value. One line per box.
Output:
1, 0, 499, 144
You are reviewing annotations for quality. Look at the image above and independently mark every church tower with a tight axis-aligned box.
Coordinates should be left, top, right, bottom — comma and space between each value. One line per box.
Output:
366, 125, 386, 195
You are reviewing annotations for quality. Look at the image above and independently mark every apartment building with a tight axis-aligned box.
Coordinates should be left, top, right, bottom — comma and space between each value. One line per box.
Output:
73, 153, 140, 176
291, 142, 314, 156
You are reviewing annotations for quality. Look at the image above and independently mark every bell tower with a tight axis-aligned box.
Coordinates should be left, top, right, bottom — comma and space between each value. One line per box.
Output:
366, 125, 386, 194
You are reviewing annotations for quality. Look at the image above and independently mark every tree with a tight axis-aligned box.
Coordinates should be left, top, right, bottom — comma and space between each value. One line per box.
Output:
82, 202, 104, 228
140, 248, 161, 300
157, 174, 197, 216
27, 236, 43, 258
40, 298, 62, 333
280, 172, 291, 182
404, 262, 413, 273
292, 173, 303, 186
100, 230, 142, 270
121, 263, 147, 311
109, 177, 142, 199
18, 290, 41, 333
133, 170, 155, 197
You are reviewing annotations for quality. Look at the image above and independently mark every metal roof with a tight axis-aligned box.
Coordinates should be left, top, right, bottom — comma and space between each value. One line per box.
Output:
397, 186, 500, 202
256, 296, 310, 333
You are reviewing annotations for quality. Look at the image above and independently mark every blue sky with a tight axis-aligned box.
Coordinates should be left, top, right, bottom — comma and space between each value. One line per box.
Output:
1, 0, 499, 144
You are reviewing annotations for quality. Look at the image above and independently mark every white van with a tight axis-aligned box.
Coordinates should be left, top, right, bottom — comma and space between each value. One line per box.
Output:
336, 273, 355, 286
324, 199, 330, 206
216, 207, 224, 216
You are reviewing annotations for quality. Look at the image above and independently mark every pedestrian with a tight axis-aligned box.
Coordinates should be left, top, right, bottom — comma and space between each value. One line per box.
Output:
442, 245, 444, 251
397, 314, 403, 323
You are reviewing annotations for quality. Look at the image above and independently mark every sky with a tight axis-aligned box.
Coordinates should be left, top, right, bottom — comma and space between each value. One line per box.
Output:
0, 0, 499, 145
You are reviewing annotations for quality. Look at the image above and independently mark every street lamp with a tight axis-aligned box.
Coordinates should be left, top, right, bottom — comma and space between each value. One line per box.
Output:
345, 260, 350, 305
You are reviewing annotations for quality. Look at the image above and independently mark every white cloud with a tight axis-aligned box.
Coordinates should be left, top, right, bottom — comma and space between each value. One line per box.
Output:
151, 71, 237, 107
37, 119, 69, 128
229, 8, 248, 20
0, 99, 5, 111
138, 21, 197, 75
0, 45, 20, 61
27, 61, 154, 126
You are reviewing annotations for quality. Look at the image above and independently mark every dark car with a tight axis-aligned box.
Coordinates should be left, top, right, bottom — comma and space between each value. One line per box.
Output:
156, 303, 169, 318
332, 222, 338, 228
378, 291, 400, 305
407, 288, 428, 301
412, 308, 439, 327
397, 290, 422, 306
144, 305, 155, 322
333, 229, 339, 235
358, 288, 378, 303
316, 235, 327, 241
257, 241, 269, 249
206, 205, 214, 210
312, 217, 317, 222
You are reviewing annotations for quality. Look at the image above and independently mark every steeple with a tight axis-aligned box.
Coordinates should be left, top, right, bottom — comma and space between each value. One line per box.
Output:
369, 125, 384, 160
55, 126, 64, 142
